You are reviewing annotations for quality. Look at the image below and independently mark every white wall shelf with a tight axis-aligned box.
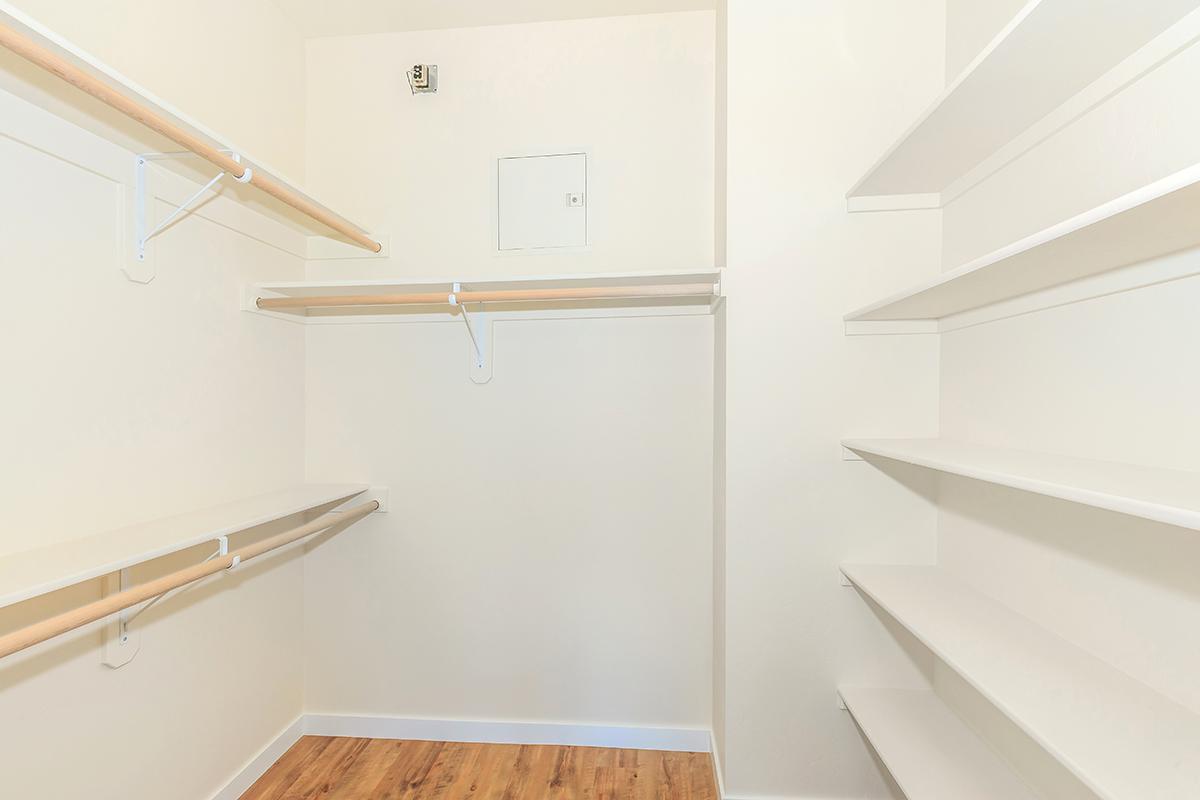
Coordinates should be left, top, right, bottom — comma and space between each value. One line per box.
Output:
841, 564, 1200, 800
0, 484, 371, 610
839, 686, 1036, 800
246, 269, 724, 324
846, 0, 1198, 209
844, 162, 1200, 329
0, 3, 384, 258
843, 438, 1200, 532
248, 270, 721, 383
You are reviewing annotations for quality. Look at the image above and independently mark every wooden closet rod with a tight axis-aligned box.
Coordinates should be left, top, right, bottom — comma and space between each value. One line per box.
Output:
0, 22, 382, 253
256, 283, 719, 310
0, 500, 378, 661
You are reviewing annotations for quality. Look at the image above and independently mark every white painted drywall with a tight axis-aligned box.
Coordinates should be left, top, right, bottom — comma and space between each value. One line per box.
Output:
712, 5, 728, 784
712, 298, 728, 781
722, 1, 944, 796
275, 0, 717, 37
0, 85, 309, 800
301, 12, 715, 279
714, 0, 728, 269
7, 0, 309, 179
299, 13, 717, 732
303, 316, 714, 727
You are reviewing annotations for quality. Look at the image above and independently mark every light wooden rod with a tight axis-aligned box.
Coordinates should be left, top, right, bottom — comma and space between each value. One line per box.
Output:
257, 283, 718, 310
0, 22, 381, 253
0, 500, 378, 661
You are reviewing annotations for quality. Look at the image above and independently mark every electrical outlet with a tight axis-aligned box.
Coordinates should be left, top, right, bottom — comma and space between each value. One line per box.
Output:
566, 192, 584, 208
408, 64, 438, 94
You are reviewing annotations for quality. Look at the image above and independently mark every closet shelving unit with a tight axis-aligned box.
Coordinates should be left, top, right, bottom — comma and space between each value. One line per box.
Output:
846, 0, 1199, 210
845, 162, 1200, 332
841, 2, 1200, 797
0, 485, 372, 611
0, 8, 395, 665
838, 687, 1037, 800
840, 565, 1200, 800
843, 439, 1200, 531
246, 270, 723, 323
0, 3, 385, 259
247, 270, 723, 384
0, 485, 386, 661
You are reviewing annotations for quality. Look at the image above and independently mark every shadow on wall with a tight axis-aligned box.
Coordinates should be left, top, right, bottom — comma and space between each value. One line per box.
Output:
939, 474, 1200, 603
844, 456, 940, 544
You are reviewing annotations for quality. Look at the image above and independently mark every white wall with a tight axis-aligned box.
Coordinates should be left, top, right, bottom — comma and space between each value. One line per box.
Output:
303, 316, 714, 727
300, 13, 718, 732
302, 12, 715, 279
928, 8, 1200, 800
7, 0, 308, 178
712, 4, 728, 779
722, 1, 944, 796
275, 0, 717, 37
0, 85, 309, 800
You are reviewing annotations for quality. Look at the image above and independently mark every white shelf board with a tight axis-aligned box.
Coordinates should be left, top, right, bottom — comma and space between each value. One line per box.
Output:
248, 269, 724, 323
841, 564, 1200, 800
0, 2, 378, 246
843, 438, 1200, 532
847, 0, 1198, 204
254, 269, 722, 297
840, 687, 1036, 800
845, 162, 1200, 324
0, 484, 368, 610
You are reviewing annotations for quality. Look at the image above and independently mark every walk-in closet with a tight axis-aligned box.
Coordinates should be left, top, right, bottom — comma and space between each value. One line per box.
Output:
1, 1, 1198, 798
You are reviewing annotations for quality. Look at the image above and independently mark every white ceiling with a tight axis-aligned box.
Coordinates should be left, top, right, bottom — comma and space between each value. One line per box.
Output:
272, 0, 716, 38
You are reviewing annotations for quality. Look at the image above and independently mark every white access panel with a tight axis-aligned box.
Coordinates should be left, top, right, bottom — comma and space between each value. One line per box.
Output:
497, 153, 587, 251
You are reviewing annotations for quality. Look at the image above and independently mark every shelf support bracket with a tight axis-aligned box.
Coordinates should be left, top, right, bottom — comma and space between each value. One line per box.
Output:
128, 150, 250, 283
102, 568, 140, 668
121, 537, 231, 633
449, 283, 493, 384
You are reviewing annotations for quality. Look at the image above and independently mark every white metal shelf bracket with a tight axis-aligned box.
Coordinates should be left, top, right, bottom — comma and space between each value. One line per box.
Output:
129, 150, 249, 283
102, 568, 139, 668
104, 533, 237, 667
449, 282, 493, 384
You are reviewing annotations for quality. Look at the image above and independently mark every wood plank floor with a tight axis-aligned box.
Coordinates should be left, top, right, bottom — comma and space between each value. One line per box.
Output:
240, 737, 718, 800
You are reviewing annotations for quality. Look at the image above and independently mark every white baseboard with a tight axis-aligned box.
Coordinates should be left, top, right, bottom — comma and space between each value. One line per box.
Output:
304, 714, 711, 752
210, 716, 305, 800
710, 730, 728, 798
213, 714, 712, 799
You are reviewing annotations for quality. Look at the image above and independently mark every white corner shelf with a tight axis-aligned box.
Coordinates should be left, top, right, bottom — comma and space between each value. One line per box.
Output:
841, 564, 1200, 800
0, 484, 370, 610
840, 686, 1036, 800
844, 162, 1200, 328
846, 0, 1198, 208
247, 269, 724, 324
0, 2, 381, 253
843, 438, 1200, 532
